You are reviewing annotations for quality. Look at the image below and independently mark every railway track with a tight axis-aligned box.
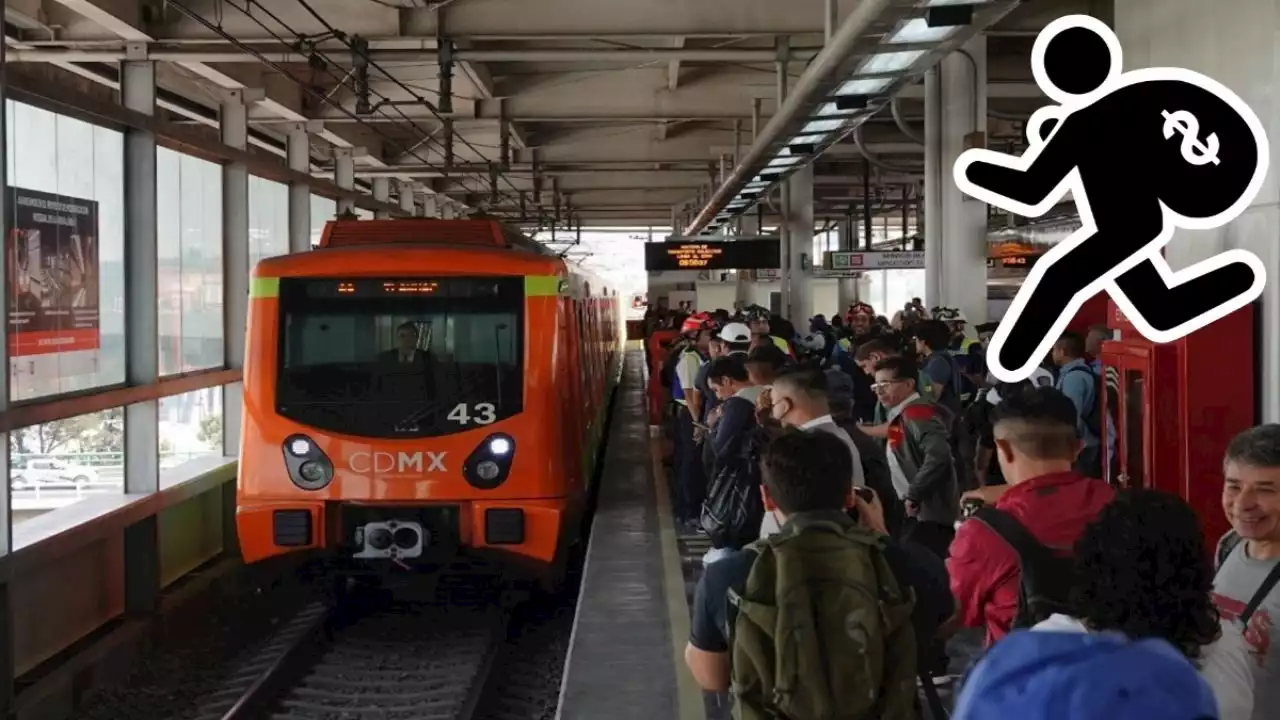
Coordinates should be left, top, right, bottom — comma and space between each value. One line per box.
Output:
198, 574, 514, 720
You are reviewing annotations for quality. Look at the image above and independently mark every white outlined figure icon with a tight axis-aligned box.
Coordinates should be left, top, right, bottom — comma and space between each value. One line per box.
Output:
953, 14, 1270, 383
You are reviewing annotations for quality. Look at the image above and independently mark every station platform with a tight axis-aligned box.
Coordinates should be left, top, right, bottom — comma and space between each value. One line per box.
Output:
559, 349, 985, 720
557, 351, 705, 720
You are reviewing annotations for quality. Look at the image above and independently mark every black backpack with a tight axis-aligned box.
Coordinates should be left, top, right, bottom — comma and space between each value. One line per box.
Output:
659, 340, 692, 390
970, 506, 1077, 628
1061, 365, 1103, 440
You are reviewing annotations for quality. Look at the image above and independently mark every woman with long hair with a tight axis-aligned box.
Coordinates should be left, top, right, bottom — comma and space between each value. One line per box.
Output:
1033, 488, 1253, 718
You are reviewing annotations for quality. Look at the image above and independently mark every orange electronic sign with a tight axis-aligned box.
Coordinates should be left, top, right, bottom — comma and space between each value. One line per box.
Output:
644, 239, 780, 271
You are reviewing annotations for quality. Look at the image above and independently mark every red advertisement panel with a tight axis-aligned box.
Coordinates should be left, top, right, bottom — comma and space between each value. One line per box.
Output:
6, 187, 100, 357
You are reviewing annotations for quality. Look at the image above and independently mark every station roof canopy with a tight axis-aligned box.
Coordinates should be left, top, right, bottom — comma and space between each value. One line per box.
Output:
6, 0, 1091, 227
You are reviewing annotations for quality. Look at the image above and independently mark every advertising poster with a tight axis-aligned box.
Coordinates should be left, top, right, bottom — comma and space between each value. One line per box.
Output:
6, 187, 100, 356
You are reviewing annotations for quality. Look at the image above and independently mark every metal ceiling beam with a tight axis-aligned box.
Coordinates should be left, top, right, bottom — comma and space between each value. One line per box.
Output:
6, 47, 828, 64
684, 0, 1027, 234
683, 0, 894, 233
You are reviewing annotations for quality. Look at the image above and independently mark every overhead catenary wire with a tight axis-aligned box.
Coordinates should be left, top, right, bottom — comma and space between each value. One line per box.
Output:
272, 3, 571, 229
227, 0, 504, 204
285, 0, 532, 205
162, 0, 501, 211
173, 0, 566, 224
260, 4, 569, 224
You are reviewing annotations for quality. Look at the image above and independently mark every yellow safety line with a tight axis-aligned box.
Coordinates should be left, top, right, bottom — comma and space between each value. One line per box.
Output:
651, 438, 707, 720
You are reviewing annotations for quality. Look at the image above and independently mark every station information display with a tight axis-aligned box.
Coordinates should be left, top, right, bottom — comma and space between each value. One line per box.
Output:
644, 239, 781, 271
987, 254, 1043, 269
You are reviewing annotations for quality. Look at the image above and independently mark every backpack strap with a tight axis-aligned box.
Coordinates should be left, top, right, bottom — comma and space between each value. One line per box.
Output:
1218, 533, 1280, 628
725, 544, 762, 646
1216, 530, 1243, 572
1241, 562, 1280, 628
970, 506, 1059, 562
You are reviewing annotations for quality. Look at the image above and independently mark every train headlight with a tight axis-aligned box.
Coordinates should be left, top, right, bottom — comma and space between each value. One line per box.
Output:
282, 434, 335, 491
475, 461, 501, 482
463, 433, 516, 490
298, 461, 329, 484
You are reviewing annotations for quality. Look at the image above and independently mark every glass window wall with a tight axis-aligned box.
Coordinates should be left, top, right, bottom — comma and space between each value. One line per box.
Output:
5, 100, 126, 400
248, 175, 289, 269
158, 148, 224, 376
9, 407, 124, 525
310, 194, 336, 248
159, 388, 224, 467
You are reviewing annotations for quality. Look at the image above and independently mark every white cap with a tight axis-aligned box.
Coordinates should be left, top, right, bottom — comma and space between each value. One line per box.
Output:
987, 367, 1055, 405
719, 322, 752, 344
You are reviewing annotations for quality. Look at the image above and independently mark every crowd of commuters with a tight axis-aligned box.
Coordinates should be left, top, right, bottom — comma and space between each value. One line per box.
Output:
641, 298, 1280, 719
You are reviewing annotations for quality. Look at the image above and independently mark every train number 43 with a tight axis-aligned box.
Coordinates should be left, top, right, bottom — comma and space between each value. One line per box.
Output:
448, 403, 497, 425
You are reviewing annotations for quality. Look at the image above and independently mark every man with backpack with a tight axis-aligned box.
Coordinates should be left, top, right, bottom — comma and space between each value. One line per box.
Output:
685, 429, 948, 719
1051, 331, 1103, 479
1213, 423, 1280, 720
948, 386, 1114, 647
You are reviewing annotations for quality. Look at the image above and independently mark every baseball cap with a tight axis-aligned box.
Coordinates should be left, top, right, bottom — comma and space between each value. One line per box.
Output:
719, 322, 752, 344
954, 631, 1219, 720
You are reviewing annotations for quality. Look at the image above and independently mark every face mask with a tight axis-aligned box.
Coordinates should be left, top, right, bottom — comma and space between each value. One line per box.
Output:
771, 398, 791, 422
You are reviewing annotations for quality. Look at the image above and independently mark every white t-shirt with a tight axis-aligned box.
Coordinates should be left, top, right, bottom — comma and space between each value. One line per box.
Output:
758, 415, 863, 538
1031, 614, 1254, 720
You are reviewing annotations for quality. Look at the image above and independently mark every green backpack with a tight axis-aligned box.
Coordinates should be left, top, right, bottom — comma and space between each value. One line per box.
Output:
727, 513, 918, 720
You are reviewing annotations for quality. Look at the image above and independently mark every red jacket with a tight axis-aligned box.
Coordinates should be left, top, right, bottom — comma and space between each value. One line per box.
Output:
947, 471, 1114, 646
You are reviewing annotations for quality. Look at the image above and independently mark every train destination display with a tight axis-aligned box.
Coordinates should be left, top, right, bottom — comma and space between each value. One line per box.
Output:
644, 239, 781, 271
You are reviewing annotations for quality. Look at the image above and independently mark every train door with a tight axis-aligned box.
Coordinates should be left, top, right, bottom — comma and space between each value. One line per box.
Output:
561, 295, 585, 493
1108, 349, 1150, 489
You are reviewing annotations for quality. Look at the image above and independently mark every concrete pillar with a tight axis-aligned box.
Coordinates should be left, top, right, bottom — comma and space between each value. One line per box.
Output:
785, 164, 815, 328
220, 91, 251, 455
121, 54, 161, 617
1115, 0, 1279, 418
441, 202, 455, 220
334, 147, 356, 215
286, 124, 312, 253
423, 193, 439, 219
736, 212, 761, 306
399, 180, 416, 215
923, 67, 943, 309
121, 57, 159, 497
836, 223, 857, 309
372, 177, 391, 219
934, 38, 989, 324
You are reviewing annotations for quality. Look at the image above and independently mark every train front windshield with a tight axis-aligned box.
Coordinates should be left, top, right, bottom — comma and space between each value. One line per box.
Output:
275, 276, 524, 438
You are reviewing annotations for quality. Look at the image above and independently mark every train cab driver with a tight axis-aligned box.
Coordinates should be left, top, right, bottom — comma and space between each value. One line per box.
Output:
375, 322, 435, 398
381, 321, 428, 366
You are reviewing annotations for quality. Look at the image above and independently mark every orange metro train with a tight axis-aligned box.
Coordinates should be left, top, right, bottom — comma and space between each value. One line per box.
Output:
235, 219, 623, 586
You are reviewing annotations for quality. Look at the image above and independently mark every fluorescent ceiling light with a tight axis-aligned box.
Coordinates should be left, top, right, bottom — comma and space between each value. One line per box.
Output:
815, 102, 858, 118
888, 18, 957, 44
835, 78, 891, 96
767, 156, 803, 168
928, 0, 987, 4
859, 50, 926, 75
745, 182, 769, 190
791, 133, 828, 144
803, 119, 844, 134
